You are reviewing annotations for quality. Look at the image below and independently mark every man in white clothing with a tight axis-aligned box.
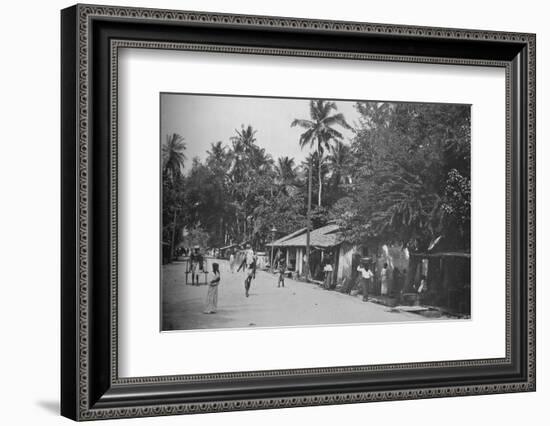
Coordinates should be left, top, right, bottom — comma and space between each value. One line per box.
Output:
357, 261, 374, 302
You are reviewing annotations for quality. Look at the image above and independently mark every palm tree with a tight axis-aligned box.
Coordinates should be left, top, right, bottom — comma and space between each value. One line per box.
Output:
161, 133, 187, 260
328, 140, 352, 187
206, 142, 233, 244
300, 151, 329, 190
230, 124, 257, 153
274, 156, 298, 195
228, 124, 273, 242
229, 124, 258, 182
207, 141, 234, 181
206, 141, 229, 166
162, 133, 187, 182
248, 145, 273, 174
291, 100, 351, 206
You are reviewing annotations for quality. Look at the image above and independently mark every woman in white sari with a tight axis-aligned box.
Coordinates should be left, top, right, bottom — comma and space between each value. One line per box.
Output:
203, 263, 221, 314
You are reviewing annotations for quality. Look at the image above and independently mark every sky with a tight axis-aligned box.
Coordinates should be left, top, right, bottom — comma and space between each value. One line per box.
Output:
160, 93, 362, 172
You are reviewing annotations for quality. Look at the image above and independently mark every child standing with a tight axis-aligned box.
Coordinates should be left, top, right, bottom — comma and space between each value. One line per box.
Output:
277, 260, 286, 288
203, 263, 221, 314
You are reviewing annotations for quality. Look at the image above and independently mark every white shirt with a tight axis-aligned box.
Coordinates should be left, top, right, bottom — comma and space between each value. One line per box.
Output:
245, 249, 255, 266
323, 264, 333, 272
357, 266, 373, 279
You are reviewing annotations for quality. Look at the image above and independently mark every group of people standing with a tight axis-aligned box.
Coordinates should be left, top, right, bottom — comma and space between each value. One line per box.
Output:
188, 246, 205, 286
190, 244, 422, 316
200, 244, 260, 314
355, 260, 411, 300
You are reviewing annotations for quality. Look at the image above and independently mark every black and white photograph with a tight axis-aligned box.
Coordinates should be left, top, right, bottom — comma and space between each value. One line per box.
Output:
160, 93, 471, 331
1, 0, 541, 422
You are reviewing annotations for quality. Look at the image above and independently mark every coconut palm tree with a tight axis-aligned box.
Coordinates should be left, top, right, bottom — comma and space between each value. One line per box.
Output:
328, 140, 352, 187
161, 133, 187, 260
229, 124, 258, 182
230, 124, 257, 153
206, 141, 230, 167
248, 145, 273, 174
274, 156, 298, 195
291, 100, 351, 206
162, 133, 187, 182
300, 151, 329, 191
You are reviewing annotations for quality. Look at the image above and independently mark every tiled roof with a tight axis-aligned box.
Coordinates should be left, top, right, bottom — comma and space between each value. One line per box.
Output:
267, 223, 343, 248
267, 227, 307, 246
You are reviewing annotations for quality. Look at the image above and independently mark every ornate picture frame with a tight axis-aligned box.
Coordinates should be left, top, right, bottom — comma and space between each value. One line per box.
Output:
61, 4, 535, 421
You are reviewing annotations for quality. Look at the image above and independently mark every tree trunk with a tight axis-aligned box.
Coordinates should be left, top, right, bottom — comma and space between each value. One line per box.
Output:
243, 213, 247, 242
305, 156, 313, 281
317, 139, 322, 207
318, 155, 322, 206
170, 209, 177, 261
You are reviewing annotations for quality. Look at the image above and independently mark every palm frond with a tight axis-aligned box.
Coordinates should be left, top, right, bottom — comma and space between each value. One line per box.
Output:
298, 128, 316, 149
291, 119, 314, 129
323, 113, 353, 130
162, 133, 187, 179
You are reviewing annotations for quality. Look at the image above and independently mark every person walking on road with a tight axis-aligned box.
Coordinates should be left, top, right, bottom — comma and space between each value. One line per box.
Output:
188, 246, 204, 286
203, 262, 221, 314
237, 244, 256, 297
357, 261, 374, 302
229, 250, 236, 273
277, 259, 286, 288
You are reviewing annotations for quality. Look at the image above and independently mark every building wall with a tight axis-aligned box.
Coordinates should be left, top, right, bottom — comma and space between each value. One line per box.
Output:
338, 242, 356, 283
378, 244, 410, 271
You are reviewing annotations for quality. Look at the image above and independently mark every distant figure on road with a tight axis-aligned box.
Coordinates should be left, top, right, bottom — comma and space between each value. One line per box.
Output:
189, 246, 204, 286
229, 250, 236, 273
357, 262, 374, 302
277, 260, 286, 288
238, 244, 256, 297
203, 262, 221, 314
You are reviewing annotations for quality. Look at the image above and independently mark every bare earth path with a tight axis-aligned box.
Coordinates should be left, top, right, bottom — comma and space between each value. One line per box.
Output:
162, 259, 430, 331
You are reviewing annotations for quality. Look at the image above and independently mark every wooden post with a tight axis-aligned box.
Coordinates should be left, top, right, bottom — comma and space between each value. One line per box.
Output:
305, 156, 312, 281
170, 209, 177, 261
286, 249, 290, 272
270, 231, 275, 273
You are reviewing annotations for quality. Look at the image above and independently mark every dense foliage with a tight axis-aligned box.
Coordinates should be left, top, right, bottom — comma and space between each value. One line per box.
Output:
337, 102, 471, 251
162, 100, 471, 255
